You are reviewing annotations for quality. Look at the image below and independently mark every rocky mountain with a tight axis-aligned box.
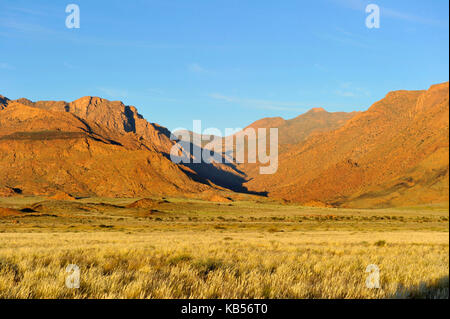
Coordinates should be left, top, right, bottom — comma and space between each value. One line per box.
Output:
243, 82, 449, 208
11, 96, 174, 154
0, 99, 211, 197
175, 108, 358, 173
1, 82, 448, 208
243, 108, 359, 148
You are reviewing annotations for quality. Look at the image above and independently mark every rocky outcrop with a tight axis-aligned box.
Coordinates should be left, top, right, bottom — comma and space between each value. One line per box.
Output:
0, 101, 210, 197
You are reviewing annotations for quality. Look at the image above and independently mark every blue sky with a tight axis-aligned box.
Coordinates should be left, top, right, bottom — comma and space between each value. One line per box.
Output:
0, 0, 448, 133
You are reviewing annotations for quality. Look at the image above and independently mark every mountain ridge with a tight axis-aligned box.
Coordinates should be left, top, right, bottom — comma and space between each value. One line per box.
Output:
1, 82, 448, 208
243, 82, 449, 207
0, 99, 212, 197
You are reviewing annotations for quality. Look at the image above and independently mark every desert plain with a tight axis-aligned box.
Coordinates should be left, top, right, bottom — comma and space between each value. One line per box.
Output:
0, 195, 448, 299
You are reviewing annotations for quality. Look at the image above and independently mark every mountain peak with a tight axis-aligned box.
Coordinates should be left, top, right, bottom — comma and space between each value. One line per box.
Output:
428, 81, 449, 92
308, 107, 327, 113
15, 98, 34, 106
71, 96, 109, 107
245, 116, 286, 130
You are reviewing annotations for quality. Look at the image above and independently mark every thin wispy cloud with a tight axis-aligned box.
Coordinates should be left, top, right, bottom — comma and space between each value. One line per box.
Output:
314, 26, 373, 50
97, 87, 129, 99
0, 4, 58, 35
0, 62, 14, 70
209, 93, 308, 112
0, 13, 184, 49
314, 63, 328, 72
143, 88, 180, 103
381, 7, 445, 26
145, 88, 165, 96
334, 82, 370, 98
316, 31, 370, 49
6, 6, 51, 17
63, 62, 77, 70
188, 63, 208, 74
0, 7, 226, 50
335, 90, 356, 97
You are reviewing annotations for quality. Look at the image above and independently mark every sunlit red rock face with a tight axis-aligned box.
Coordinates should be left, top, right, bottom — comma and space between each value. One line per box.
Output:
11, 96, 175, 154
0, 82, 448, 208
4, 96, 248, 192
243, 82, 449, 208
0, 100, 210, 197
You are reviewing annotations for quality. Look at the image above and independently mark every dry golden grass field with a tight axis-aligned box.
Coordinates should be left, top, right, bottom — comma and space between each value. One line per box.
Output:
0, 195, 448, 299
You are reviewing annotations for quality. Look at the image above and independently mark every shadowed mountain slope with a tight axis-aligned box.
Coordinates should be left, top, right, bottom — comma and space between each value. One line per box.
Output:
176, 108, 358, 167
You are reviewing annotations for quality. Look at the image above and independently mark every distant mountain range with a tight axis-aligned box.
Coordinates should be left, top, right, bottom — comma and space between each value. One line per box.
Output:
0, 82, 448, 208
